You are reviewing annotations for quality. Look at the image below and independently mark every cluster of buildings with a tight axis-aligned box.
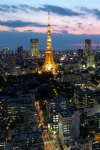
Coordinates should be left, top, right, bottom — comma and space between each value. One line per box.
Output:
0, 77, 45, 150
0, 12, 100, 150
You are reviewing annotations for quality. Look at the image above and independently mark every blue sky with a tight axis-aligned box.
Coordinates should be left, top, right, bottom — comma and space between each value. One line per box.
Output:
0, 0, 100, 50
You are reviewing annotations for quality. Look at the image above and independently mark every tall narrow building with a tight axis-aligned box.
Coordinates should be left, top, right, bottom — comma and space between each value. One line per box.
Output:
17, 46, 23, 57
41, 12, 58, 74
84, 39, 96, 69
30, 39, 39, 57
84, 39, 91, 56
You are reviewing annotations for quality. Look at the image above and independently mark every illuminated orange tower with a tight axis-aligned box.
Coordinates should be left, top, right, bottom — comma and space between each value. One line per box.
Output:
41, 12, 58, 74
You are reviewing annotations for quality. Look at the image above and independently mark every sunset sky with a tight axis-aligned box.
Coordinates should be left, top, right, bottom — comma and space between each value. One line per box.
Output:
0, 0, 100, 50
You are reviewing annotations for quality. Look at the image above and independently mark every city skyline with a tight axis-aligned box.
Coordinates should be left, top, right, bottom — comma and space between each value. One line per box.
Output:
0, 0, 100, 50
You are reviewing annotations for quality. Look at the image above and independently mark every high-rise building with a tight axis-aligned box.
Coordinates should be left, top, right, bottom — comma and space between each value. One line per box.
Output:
17, 46, 23, 57
85, 39, 91, 56
84, 39, 96, 69
41, 12, 58, 74
77, 47, 83, 59
30, 39, 39, 57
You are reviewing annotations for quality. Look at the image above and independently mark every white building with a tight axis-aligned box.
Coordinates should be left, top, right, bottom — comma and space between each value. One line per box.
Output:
58, 109, 80, 147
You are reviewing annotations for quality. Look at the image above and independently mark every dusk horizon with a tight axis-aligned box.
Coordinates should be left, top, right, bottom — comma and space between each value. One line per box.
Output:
0, 0, 100, 50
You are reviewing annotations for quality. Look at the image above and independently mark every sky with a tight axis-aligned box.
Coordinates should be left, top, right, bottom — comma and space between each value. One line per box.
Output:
0, 0, 100, 50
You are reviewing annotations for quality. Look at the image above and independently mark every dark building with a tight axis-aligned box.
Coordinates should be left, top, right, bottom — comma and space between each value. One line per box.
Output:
74, 87, 95, 108
0, 99, 8, 130
85, 39, 91, 56
77, 47, 83, 59
17, 46, 23, 57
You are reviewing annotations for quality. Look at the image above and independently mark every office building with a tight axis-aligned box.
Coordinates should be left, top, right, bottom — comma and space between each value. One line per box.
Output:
59, 109, 80, 146
48, 97, 67, 133
85, 39, 91, 56
77, 47, 83, 59
17, 46, 23, 57
74, 87, 95, 108
30, 39, 39, 57
84, 39, 96, 69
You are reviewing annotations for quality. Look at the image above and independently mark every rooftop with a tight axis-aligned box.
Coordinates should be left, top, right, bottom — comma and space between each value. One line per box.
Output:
95, 112, 100, 118
59, 109, 71, 118
75, 87, 93, 95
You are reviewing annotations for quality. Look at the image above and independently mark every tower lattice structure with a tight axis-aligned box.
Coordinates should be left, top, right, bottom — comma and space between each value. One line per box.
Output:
41, 12, 58, 74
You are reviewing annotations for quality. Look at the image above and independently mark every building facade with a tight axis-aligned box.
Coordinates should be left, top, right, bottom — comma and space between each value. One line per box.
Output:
74, 87, 95, 108
85, 39, 91, 57
30, 39, 39, 57
84, 39, 96, 69
17, 46, 23, 57
59, 110, 80, 147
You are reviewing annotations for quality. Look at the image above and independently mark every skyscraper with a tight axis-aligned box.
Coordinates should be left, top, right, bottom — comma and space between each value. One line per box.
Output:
17, 46, 23, 57
84, 39, 91, 56
41, 12, 58, 74
84, 39, 96, 69
30, 39, 39, 57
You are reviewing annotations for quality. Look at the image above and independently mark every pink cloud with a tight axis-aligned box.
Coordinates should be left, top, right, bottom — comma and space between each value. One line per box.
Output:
0, 25, 63, 34
66, 43, 100, 47
0, 25, 10, 31
92, 44, 100, 47
16, 26, 47, 33
67, 26, 100, 35
0, 25, 47, 33
1, 24, 100, 36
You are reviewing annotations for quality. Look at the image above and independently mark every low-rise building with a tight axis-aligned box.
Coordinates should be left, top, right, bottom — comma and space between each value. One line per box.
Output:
64, 140, 92, 150
74, 87, 95, 108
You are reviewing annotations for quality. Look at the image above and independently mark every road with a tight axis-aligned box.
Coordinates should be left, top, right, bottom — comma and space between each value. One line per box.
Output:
35, 102, 58, 150
35, 78, 62, 150
43, 130, 57, 150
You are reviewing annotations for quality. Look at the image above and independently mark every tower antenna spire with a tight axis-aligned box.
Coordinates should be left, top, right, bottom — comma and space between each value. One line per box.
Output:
47, 10, 52, 50
48, 10, 50, 25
